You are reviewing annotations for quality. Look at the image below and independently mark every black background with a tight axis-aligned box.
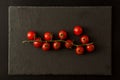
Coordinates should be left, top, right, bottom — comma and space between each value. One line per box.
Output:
0, 0, 120, 80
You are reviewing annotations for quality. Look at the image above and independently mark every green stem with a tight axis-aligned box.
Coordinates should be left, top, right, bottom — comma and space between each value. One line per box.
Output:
73, 42, 93, 47
22, 39, 93, 47
22, 39, 65, 43
22, 40, 35, 43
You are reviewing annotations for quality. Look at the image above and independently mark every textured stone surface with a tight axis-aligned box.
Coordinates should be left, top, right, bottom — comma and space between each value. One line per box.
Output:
8, 6, 111, 75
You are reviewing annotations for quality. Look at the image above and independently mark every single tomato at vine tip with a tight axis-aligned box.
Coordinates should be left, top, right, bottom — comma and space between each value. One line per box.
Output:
42, 42, 50, 51
58, 30, 67, 40
53, 41, 61, 50
73, 25, 83, 36
75, 46, 84, 55
80, 35, 89, 44
27, 31, 36, 40
86, 44, 95, 52
65, 40, 73, 49
33, 37, 42, 48
44, 32, 53, 41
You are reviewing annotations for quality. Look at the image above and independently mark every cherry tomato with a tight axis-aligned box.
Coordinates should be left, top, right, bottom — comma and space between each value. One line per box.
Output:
42, 42, 50, 51
80, 35, 89, 44
58, 30, 67, 40
65, 40, 73, 48
44, 32, 53, 41
27, 31, 36, 40
73, 25, 83, 36
33, 38, 42, 48
86, 44, 95, 52
53, 41, 61, 50
75, 46, 84, 55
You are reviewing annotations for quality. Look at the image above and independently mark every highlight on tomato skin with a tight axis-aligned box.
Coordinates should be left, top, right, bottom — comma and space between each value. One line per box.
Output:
75, 46, 84, 55
44, 32, 53, 41
58, 30, 67, 40
80, 35, 89, 44
73, 25, 83, 36
53, 41, 61, 50
27, 31, 36, 40
86, 44, 95, 52
65, 40, 73, 49
33, 37, 42, 48
42, 42, 51, 51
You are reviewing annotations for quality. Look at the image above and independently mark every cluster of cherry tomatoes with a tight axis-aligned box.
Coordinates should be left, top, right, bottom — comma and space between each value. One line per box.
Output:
23, 25, 95, 55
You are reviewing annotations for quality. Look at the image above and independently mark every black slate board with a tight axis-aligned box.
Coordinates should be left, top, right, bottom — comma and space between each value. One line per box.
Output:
8, 6, 112, 75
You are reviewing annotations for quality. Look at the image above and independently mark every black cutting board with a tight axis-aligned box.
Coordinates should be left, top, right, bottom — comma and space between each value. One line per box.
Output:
8, 6, 111, 75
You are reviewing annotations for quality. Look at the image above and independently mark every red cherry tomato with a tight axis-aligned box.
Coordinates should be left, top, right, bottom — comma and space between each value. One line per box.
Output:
58, 30, 67, 40
53, 41, 61, 50
44, 32, 53, 41
33, 38, 42, 48
86, 44, 95, 52
65, 40, 73, 48
73, 25, 83, 36
42, 42, 50, 51
80, 35, 89, 44
75, 46, 84, 55
27, 31, 36, 40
